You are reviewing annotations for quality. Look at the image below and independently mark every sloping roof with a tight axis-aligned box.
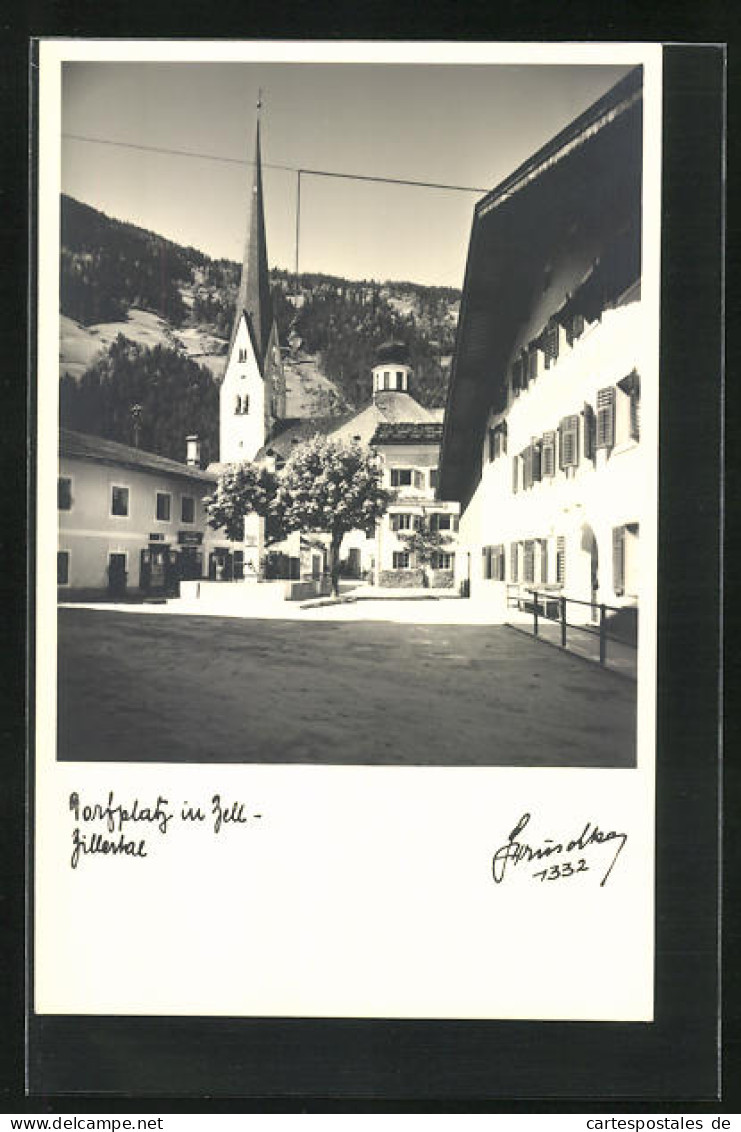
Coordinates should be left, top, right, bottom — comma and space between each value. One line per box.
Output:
60, 429, 217, 483
228, 119, 274, 365
370, 422, 443, 445
372, 391, 432, 423
252, 415, 353, 462
438, 66, 643, 506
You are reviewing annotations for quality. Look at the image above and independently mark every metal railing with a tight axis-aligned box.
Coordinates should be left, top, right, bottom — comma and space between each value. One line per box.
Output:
511, 587, 637, 668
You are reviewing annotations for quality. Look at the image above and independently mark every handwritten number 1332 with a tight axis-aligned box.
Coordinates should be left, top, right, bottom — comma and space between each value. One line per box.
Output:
533, 859, 589, 882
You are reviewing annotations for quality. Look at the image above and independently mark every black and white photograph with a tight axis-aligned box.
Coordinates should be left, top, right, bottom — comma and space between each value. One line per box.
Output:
33, 41, 664, 1029
52, 52, 651, 769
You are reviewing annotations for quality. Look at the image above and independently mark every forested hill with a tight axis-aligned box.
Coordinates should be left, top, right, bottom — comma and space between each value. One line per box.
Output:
60, 195, 461, 411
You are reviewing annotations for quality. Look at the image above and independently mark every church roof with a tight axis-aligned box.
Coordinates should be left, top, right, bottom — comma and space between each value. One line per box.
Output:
375, 340, 411, 366
371, 391, 432, 423
60, 429, 217, 483
370, 422, 444, 445
228, 119, 274, 366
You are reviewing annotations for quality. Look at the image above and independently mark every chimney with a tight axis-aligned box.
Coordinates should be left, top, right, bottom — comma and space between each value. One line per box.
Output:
186, 435, 201, 468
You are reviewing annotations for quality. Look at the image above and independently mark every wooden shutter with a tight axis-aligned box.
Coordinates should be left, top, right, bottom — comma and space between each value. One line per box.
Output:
542, 431, 556, 477
559, 415, 579, 468
568, 312, 585, 345
528, 347, 538, 382
501, 420, 508, 454
583, 403, 596, 460
612, 526, 625, 596
523, 540, 535, 583
488, 428, 496, 462
556, 536, 566, 585
522, 448, 532, 490
511, 357, 522, 393
482, 546, 491, 579
510, 543, 518, 583
540, 540, 548, 584
596, 387, 616, 448
512, 455, 518, 494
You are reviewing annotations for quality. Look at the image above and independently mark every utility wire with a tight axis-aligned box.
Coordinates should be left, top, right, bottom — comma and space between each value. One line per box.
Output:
62, 132, 489, 195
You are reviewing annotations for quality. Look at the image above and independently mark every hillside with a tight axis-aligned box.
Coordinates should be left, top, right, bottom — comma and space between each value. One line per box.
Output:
59, 195, 460, 455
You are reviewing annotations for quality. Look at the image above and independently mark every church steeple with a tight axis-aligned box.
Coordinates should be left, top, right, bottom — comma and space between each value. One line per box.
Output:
230, 102, 273, 367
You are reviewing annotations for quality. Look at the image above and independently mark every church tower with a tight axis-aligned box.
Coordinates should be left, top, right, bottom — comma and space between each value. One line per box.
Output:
219, 104, 285, 464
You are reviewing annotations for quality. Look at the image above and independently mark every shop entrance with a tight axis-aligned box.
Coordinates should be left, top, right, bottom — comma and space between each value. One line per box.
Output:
107, 553, 127, 599
140, 545, 176, 596
208, 548, 234, 581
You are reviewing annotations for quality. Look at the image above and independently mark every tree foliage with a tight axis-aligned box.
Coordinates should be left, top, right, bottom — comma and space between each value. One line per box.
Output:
397, 516, 453, 567
59, 336, 220, 464
204, 463, 278, 542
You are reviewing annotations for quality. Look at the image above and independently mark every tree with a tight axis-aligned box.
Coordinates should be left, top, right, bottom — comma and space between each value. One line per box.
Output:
397, 516, 454, 585
204, 462, 278, 542
275, 436, 390, 595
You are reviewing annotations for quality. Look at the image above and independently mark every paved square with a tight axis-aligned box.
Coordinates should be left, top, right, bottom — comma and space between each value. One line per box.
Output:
57, 608, 636, 766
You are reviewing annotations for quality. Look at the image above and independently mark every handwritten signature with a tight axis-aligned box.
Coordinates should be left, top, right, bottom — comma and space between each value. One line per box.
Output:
492, 812, 628, 887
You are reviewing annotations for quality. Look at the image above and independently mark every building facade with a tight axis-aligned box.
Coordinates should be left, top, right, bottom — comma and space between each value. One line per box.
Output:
438, 67, 646, 622
57, 430, 232, 599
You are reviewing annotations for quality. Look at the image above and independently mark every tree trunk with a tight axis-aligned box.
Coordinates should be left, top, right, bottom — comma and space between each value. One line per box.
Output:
330, 532, 342, 597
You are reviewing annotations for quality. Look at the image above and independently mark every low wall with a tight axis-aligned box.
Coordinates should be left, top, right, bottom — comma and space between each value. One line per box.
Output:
379, 568, 425, 588
429, 569, 455, 589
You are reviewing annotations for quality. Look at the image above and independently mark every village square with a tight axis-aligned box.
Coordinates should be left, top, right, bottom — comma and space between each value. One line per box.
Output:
56, 65, 644, 767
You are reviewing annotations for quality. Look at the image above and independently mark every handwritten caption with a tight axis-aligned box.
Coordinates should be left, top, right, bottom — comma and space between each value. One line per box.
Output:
492, 812, 628, 887
68, 791, 262, 869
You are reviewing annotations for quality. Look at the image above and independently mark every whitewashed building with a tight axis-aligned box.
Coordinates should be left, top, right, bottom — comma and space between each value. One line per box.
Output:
438, 67, 646, 625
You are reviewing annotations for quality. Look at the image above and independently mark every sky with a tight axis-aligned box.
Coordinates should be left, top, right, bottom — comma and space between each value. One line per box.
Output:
61, 59, 634, 289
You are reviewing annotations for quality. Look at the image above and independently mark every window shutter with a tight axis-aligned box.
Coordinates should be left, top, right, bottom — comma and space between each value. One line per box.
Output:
482, 546, 490, 579
512, 456, 519, 494
511, 357, 522, 393
559, 415, 579, 468
628, 375, 641, 441
501, 420, 508, 454
391, 515, 399, 532
568, 312, 585, 345
453, 516, 459, 532
542, 431, 556, 477
528, 347, 538, 382
556, 536, 566, 585
596, 387, 616, 449
523, 540, 535, 583
510, 543, 518, 583
540, 540, 548, 584
612, 526, 625, 596
488, 428, 496, 462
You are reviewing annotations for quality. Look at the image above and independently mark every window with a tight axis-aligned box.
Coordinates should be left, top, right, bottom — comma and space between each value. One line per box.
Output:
392, 513, 414, 531
527, 347, 539, 383
58, 476, 72, 510
488, 422, 507, 461
156, 492, 171, 522
510, 543, 519, 583
390, 468, 413, 487
392, 551, 410, 569
396, 370, 405, 388
384, 371, 391, 390
431, 513, 452, 531
583, 403, 597, 461
542, 431, 556, 478
235, 394, 249, 415
511, 356, 524, 394
431, 551, 453, 570
523, 540, 535, 584
543, 319, 560, 368
567, 312, 585, 345
111, 485, 129, 517
530, 438, 542, 484
482, 544, 504, 581
559, 415, 580, 469
556, 536, 566, 585
181, 495, 195, 524
57, 551, 70, 585
596, 387, 616, 449
618, 371, 641, 442
238, 347, 248, 363
429, 468, 439, 490
539, 539, 548, 584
